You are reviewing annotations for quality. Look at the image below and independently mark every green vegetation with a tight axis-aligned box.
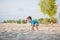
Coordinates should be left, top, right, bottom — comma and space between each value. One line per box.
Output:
3, 18, 57, 24
39, 0, 57, 23
38, 18, 57, 24
3, 19, 27, 24
3, 20, 16, 23
22, 20, 27, 24
17, 20, 21, 24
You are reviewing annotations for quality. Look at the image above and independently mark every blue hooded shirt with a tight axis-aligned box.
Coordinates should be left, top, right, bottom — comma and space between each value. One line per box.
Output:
30, 20, 39, 25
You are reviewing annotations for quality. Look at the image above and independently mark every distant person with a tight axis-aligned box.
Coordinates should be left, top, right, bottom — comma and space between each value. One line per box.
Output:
26, 16, 39, 31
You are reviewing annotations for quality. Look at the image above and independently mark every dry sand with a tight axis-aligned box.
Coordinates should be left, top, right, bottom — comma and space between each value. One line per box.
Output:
0, 23, 60, 40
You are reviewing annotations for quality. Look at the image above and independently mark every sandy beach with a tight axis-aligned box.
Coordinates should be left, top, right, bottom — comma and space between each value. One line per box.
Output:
0, 23, 60, 40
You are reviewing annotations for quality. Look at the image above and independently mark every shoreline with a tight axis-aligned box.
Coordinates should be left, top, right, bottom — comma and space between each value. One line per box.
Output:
0, 23, 60, 40
0, 23, 60, 34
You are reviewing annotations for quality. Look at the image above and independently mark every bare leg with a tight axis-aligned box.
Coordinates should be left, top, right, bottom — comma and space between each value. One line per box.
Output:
35, 26, 38, 30
35, 24, 39, 30
31, 25, 35, 31
32, 26, 34, 31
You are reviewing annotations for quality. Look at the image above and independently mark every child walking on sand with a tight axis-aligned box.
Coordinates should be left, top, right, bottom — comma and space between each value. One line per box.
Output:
26, 16, 39, 31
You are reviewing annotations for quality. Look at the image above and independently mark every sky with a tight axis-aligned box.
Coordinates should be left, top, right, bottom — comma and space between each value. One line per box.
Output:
0, 0, 60, 22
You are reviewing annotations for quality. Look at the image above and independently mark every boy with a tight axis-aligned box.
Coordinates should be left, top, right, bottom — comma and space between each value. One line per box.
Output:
26, 16, 39, 31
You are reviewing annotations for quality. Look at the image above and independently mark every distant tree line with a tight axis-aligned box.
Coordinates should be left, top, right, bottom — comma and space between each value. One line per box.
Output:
3, 19, 26, 24
2, 18, 57, 24
38, 18, 57, 24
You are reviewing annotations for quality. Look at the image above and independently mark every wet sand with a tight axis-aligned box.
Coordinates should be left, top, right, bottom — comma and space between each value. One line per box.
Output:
0, 23, 60, 40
